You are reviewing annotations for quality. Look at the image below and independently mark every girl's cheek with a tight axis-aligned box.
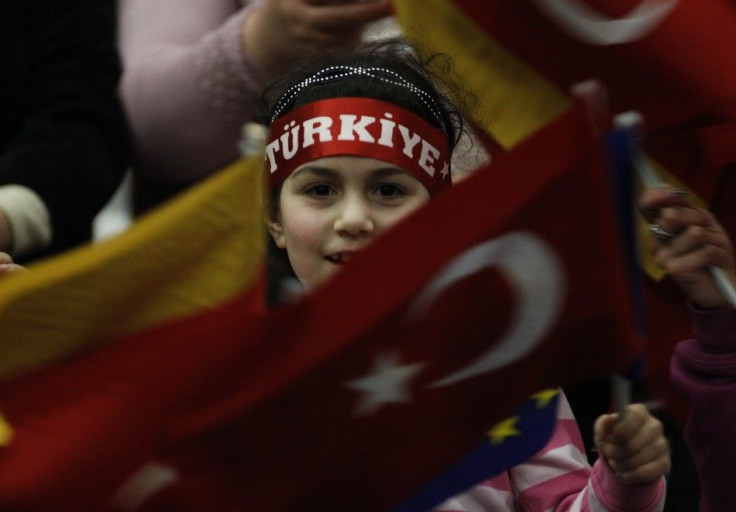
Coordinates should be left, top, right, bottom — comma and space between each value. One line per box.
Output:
283, 212, 326, 246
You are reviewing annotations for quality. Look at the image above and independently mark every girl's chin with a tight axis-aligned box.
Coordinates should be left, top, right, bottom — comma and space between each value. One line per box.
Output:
296, 263, 348, 293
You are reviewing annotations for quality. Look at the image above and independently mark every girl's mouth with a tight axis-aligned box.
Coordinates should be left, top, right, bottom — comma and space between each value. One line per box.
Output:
325, 252, 353, 265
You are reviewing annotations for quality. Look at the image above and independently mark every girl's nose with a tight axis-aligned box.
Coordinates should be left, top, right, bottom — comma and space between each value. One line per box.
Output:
333, 197, 374, 237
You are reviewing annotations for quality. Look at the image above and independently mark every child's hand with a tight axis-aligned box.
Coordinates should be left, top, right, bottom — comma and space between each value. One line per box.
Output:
593, 404, 670, 485
0, 252, 27, 278
639, 186, 736, 309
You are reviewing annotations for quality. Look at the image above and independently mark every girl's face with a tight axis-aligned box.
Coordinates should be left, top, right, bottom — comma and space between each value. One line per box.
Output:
268, 156, 431, 291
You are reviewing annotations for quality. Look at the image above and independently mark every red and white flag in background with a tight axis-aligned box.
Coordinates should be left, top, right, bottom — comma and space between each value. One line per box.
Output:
453, 0, 736, 129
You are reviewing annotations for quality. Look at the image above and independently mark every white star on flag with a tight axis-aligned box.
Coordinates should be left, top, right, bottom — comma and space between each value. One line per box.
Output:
440, 162, 450, 179
344, 352, 426, 416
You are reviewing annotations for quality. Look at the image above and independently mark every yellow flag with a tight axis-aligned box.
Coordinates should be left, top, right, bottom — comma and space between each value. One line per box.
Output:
0, 157, 265, 382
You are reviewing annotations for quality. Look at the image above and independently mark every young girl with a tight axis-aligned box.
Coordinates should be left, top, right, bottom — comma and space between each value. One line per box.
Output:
261, 41, 670, 511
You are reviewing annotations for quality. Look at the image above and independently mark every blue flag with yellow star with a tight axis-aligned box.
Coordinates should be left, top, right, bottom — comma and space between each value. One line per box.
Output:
394, 389, 560, 512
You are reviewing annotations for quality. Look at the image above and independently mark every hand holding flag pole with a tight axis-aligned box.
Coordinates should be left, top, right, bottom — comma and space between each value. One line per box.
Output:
614, 111, 736, 309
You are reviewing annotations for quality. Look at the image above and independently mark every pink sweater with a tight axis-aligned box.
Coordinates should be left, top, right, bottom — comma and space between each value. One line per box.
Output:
670, 306, 736, 511
118, 0, 268, 184
434, 394, 665, 512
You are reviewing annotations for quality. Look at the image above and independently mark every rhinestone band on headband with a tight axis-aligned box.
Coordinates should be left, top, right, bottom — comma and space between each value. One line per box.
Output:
270, 65, 446, 129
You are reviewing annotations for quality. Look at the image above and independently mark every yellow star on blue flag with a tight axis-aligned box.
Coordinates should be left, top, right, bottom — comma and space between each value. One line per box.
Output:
532, 388, 559, 408
394, 389, 560, 512
486, 416, 521, 445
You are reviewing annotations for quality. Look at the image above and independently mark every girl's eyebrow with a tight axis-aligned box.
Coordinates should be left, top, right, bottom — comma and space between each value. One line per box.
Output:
290, 166, 338, 180
292, 166, 410, 179
370, 167, 413, 179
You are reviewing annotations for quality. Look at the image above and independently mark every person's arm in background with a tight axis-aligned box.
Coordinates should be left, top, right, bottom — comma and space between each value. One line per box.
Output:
118, 0, 392, 186
639, 186, 736, 512
0, 0, 128, 260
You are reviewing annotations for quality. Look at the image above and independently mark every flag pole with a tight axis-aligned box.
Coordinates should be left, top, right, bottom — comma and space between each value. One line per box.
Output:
614, 111, 736, 309
571, 81, 634, 418
609, 375, 632, 418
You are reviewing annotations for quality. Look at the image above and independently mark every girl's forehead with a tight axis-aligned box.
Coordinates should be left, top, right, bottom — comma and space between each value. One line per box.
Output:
291, 156, 411, 177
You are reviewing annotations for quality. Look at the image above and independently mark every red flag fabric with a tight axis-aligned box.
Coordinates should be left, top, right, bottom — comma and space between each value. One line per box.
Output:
438, 0, 736, 416
0, 102, 641, 511
454, 0, 736, 130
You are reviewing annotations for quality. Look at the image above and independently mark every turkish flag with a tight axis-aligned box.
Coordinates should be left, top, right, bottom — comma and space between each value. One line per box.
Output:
427, 0, 736, 416
454, 0, 736, 129
0, 102, 641, 511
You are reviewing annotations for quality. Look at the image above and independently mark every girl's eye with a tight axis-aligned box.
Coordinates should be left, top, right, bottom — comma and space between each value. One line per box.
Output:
374, 183, 406, 198
305, 184, 335, 197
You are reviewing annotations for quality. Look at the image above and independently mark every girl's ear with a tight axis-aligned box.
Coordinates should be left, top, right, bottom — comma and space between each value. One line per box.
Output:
266, 212, 286, 249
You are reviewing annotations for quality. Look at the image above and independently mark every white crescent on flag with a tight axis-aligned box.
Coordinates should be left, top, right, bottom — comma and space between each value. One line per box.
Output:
109, 462, 179, 512
405, 232, 565, 388
530, 0, 679, 45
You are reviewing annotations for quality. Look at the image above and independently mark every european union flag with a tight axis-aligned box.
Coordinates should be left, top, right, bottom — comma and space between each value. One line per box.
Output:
394, 389, 560, 512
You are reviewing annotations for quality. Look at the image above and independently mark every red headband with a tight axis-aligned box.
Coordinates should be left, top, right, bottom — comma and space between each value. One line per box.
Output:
265, 97, 451, 194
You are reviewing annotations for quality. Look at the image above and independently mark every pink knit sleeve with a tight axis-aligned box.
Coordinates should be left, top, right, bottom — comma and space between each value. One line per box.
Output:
119, 0, 269, 184
588, 458, 665, 512
670, 306, 736, 512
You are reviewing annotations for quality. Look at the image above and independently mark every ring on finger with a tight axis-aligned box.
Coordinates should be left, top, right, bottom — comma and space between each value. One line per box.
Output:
648, 223, 675, 242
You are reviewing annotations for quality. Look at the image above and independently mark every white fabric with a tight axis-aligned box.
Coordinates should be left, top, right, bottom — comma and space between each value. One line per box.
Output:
93, 169, 135, 242
0, 185, 52, 258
